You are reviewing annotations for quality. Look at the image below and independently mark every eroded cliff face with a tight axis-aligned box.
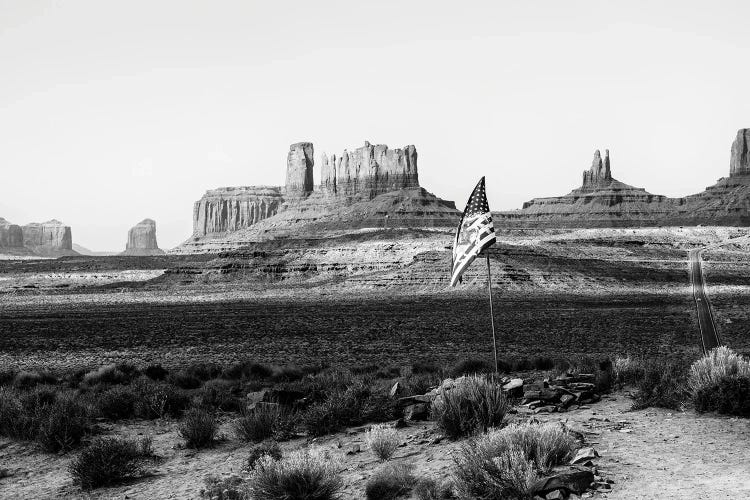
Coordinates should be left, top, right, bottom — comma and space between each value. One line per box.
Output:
122, 219, 165, 256
22, 220, 74, 255
320, 142, 419, 199
0, 218, 24, 248
730, 129, 750, 177
192, 187, 285, 237
581, 150, 613, 190
285, 142, 314, 197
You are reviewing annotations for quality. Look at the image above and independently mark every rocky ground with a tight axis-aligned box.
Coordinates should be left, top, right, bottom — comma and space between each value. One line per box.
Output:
2, 390, 749, 499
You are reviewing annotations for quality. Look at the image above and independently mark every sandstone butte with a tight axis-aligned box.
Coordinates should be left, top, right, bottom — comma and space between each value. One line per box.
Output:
0, 218, 75, 257
179, 141, 460, 253
121, 218, 165, 256
494, 128, 750, 227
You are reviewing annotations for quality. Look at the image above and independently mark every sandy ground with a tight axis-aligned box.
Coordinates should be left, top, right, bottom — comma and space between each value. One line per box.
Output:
1, 391, 748, 499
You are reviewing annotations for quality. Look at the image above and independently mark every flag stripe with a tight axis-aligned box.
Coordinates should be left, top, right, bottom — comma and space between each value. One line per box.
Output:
450, 176, 496, 286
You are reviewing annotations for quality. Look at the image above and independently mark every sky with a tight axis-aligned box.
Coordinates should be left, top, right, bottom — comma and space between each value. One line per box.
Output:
2, 1, 750, 251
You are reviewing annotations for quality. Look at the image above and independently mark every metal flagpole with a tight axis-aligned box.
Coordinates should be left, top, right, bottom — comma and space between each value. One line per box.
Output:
486, 253, 499, 374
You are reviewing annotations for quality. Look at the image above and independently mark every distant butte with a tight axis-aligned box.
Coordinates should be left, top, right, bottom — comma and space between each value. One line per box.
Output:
496, 129, 750, 227
121, 219, 165, 256
177, 141, 459, 253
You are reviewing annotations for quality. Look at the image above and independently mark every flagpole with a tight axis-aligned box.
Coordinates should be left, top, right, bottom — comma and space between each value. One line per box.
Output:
486, 253, 499, 375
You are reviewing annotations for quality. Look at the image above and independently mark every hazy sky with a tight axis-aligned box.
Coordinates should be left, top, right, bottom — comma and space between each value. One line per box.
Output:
2, 1, 750, 250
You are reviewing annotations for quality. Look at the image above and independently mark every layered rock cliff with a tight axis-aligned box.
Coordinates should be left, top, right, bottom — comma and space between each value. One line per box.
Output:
285, 142, 314, 197
21, 220, 75, 256
581, 150, 612, 189
730, 129, 750, 177
0, 218, 24, 248
192, 186, 285, 237
320, 142, 419, 199
122, 219, 165, 256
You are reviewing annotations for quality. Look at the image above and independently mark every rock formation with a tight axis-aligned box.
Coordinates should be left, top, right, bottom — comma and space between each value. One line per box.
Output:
285, 142, 315, 197
122, 219, 165, 256
21, 220, 75, 256
581, 149, 612, 189
0, 218, 24, 248
178, 141, 458, 252
730, 129, 750, 177
192, 186, 285, 237
320, 142, 419, 198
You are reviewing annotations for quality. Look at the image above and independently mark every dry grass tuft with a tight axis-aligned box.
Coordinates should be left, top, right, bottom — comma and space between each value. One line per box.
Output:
364, 424, 400, 461
688, 346, 750, 394
431, 375, 509, 438
246, 448, 343, 500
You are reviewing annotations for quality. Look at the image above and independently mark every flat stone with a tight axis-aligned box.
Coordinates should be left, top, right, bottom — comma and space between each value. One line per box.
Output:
570, 447, 600, 465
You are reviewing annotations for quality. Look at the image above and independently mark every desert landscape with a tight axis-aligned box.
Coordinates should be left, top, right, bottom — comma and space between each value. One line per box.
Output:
3, 3, 750, 499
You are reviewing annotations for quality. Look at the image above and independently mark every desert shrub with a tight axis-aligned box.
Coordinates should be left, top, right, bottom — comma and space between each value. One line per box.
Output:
631, 359, 689, 410
221, 361, 273, 380
531, 357, 555, 371
246, 449, 343, 500
185, 362, 223, 382
281, 368, 356, 404
694, 376, 750, 417
351, 364, 381, 375
179, 407, 218, 448
168, 371, 203, 390
247, 440, 283, 469
0, 387, 28, 439
374, 366, 402, 380
302, 380, 396, 437
688, 346, 750, 395
269, 365, 311, 383
365, 463, 414, 500
595, 358, 614, 393
512, 358, 532, 372
365, 424, 400, 461
144, 364, 169, 381
453, 422, 577, 499
613, 356, 646, 387
431, 375, 509, 438
13, 370, 56, 389
201, 475, 249, 500
36, 392, 91, 452
97, 385, 138, 420
197, 379, 242, 412
69, 436, 153, 489
132, 377, 191, 419
0, 369, 17, 386
411, 361, 441, 375
81, 363, 139, 387
449, 359, 492, 378
414, 477, 455, 500
400, 373, 440, 397
234, 404, 297, 442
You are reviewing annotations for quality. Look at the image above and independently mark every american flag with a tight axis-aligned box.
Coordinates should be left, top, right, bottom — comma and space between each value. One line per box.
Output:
450, 176, 496, 286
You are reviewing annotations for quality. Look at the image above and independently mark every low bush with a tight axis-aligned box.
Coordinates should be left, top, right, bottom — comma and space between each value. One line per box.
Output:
197, 379, 243, 412
179, 407, 218, 448
0, 369, 17, 386
453, 421, 578, 499
132, 377, 191, 419
82, 363, 139, 387
221, 361, 273, 380
144, 364, 169, 381
301, 380, 395, 437
431, 375, 509, 438
365, 424, 400, 461
531, 356, 555, 371
613, 356, 646, 387
12, 370, 57, 389
631, 359, 689, 410
365, 463, 414, 500
247, 440, 282, 469
97, 385, 138, 420
411, 361, 441, 375
246, 449, 343, 500
36, 392, 91, 452
168, 371, 203, 390
235, 404, 289, 442
400, 373, 440, 397
201, 475, 249, 500
688, 346, 750, 395
449, 359, 492, 378
694, 375, 750, 417
414, 477, 455, 500
69, 436, 154, 489
185, 362, 223, 382
0, 387, 28, 439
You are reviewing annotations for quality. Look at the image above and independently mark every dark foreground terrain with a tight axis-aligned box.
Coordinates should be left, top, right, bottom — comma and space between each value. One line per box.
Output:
0, 292, 700, 370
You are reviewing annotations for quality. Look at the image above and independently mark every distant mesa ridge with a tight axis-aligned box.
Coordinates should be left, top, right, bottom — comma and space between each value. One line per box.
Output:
501, 128, 750, 227
188, 141, 457, 243
0, 218, 75, 256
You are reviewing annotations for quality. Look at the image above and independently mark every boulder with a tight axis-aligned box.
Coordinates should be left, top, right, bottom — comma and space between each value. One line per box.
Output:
122, 219, 164, 256
502, 378, 524, 397
531, 470, 594, 496
570, 447, 600, 465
